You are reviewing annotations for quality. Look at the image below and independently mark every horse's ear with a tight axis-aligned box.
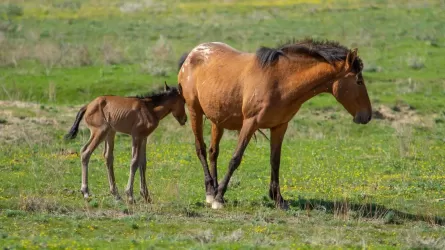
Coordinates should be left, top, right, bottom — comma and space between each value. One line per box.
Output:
345, 48, 358, 72
164, 81, 170, 91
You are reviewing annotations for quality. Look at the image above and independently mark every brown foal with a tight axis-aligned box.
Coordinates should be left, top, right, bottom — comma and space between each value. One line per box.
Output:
65, 83, 187, 203
178, 39, 372, 209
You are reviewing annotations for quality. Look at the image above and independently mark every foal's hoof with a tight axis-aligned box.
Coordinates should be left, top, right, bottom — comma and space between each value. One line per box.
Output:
211, 201, 224, 209
126, 197, 136, 204
206, 195, 215, 204
80, 189, 89, 199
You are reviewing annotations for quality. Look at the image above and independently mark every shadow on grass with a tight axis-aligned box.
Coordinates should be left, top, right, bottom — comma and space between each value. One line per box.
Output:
285, 197, 445, 225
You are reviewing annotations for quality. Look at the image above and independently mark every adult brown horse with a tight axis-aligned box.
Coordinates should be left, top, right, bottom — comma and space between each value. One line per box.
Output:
178, 39, 372, 209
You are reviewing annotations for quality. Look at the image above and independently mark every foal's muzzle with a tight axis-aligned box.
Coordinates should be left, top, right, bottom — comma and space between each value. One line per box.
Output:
179, 116, 187, 126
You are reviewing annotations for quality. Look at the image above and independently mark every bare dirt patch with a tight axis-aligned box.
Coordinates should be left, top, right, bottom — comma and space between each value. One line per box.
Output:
372, 103, 433, 128
0, 101, 81, 143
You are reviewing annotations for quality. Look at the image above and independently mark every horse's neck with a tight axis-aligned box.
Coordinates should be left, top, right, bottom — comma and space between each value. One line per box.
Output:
283, 61, 337, 105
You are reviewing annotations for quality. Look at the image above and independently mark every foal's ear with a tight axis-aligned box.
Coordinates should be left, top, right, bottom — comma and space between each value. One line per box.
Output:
345, 48, 358, 72
177, 83, 183, 95
164, 81, 170, 91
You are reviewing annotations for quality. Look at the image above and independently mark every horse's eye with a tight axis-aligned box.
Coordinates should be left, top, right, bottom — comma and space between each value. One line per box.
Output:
357, 80, 364, 85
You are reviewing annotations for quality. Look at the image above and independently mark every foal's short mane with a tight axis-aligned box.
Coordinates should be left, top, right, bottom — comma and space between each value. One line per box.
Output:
131, 87, 179, 106
256, 38, 363, 73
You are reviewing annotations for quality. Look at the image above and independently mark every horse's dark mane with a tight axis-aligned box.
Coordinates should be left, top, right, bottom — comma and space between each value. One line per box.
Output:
256, 38, 363, 72
130, 86, 179, 106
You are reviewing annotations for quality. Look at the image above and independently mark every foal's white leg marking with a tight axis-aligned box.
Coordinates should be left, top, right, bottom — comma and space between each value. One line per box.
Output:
212, 201, 224, 209
206, 195, 215, 204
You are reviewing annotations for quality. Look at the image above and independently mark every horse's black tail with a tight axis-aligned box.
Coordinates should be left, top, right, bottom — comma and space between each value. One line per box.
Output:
178, 52, 189, 72
64, 105, 87, 140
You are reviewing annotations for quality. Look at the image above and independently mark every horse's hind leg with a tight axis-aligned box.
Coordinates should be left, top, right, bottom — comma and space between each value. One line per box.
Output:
189, 109, 215, 203
103, 130, 120, 200
138, 138, 151, 203
207, 123, 224, 203
125, 136, 142, 204
213, 118, 257, 209
80, 127, 108, 199
269, 123, 289, 210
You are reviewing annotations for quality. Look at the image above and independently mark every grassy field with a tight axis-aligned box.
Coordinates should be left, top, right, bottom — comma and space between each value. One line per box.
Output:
1, 0, 445, 248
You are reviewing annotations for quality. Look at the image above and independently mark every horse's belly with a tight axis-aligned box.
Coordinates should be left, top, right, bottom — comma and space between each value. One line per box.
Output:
200, 101, 243, 130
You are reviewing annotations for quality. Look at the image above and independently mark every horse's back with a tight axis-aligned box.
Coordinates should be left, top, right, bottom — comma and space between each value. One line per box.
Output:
179, 42, 258, 129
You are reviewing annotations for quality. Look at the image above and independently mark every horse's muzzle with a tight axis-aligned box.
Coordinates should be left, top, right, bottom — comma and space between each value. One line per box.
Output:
353, 111, 372, 124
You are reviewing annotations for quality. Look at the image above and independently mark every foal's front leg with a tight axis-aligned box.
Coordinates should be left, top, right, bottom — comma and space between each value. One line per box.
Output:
103, 130, 120, 200
138, 138, 151, 203
125, 136, 142, 203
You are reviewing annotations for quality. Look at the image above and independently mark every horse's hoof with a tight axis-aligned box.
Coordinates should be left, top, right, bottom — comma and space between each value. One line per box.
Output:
212, 201, 224, 209
278, 201, 289, 210
206, 195, 215, 204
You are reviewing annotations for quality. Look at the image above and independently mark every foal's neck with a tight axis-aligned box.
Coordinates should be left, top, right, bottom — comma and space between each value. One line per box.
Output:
140, 99, 171, 121
152, 102, 171, 120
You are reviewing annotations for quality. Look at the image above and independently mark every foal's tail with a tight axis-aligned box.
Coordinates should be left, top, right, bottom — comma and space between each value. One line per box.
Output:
177, 52, 189, 71
64, 105, 87, 140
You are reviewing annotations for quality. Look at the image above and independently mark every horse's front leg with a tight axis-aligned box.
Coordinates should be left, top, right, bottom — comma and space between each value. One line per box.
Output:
212, 118, 257, 209
189, 110, 215, 204
207, 123, 224, 204
269, 122, 289, 210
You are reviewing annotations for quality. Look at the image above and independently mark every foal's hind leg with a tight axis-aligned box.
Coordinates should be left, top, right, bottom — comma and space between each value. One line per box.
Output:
80, 127, 108, 198
207, 123, 224, 203
189, 110, 215, 203
103, 130, 120, 200
125, 136, 143, 203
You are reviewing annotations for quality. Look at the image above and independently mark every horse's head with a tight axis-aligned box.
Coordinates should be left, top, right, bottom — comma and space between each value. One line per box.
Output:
164, 82, 187, 126
332, 71, 372, 124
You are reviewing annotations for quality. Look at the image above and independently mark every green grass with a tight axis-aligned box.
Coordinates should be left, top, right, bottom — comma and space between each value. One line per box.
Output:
1, 0, 445, 248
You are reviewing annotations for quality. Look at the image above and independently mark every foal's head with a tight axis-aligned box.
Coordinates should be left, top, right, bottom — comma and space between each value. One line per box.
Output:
138, 82, 187, 125
160, 82, 187, 125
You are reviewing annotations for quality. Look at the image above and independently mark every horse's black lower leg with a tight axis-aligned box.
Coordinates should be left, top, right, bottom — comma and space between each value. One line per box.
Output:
212, 118, 257, 209
269, 123, 289, 210
190, 112, 215, 202
208, 123, 224, 200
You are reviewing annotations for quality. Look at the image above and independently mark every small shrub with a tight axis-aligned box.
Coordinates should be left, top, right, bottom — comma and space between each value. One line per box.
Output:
2, 4, 24, 20
407, 56, 425, 70
101, 39, 126, 65
4, 209, 26, 217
